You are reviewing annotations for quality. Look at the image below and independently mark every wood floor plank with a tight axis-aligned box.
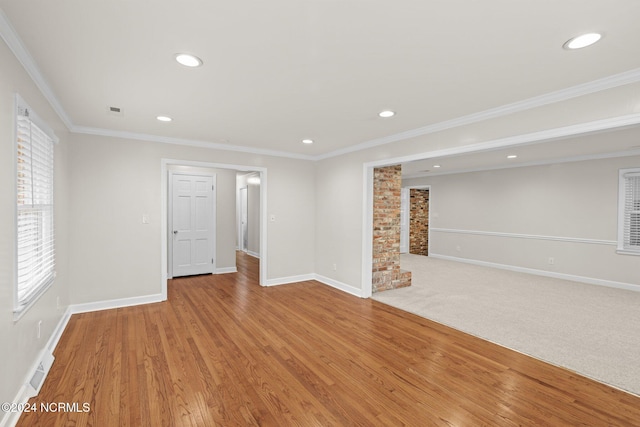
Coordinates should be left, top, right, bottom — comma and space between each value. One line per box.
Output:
16, 251, 640, 426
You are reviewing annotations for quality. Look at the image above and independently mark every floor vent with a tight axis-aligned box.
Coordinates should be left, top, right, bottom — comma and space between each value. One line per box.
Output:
26, 352, 55, 398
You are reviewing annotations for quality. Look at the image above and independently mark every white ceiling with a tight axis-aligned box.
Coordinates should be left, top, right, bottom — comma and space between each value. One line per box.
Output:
1, 1, 640, 166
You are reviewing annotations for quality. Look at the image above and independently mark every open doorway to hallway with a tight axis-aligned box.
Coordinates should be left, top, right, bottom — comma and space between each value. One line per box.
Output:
161, 159, 267, 299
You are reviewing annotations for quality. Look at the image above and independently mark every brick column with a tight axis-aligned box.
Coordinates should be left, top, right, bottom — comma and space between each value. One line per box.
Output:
409, 189, 429, 256
372, 165, 411, 293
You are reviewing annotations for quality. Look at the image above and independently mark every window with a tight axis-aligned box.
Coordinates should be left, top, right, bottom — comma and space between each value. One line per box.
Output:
14, 96, 57, 317
618, 168, 640, 255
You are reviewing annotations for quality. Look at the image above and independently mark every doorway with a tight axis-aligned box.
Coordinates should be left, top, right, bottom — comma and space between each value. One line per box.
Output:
161, 159, 268, 300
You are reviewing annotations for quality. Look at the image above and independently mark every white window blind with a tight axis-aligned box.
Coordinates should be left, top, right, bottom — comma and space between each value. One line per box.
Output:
618, 169, 640, 255
15, 100, 56, 314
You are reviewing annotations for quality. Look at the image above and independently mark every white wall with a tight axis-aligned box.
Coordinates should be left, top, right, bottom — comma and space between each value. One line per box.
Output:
67, 133, 316, 305
404, 156, 640, 286
0, 37, 71, 418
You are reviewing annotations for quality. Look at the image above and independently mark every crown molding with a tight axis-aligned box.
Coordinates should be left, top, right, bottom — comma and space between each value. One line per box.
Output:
402, 148, 640, 180
3, 7, 640, 162
71, 125, 315, 160
0, 9, 74, 129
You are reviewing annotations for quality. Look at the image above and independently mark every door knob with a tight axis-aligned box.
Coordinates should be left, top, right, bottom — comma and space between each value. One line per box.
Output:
173, 230, 178, 234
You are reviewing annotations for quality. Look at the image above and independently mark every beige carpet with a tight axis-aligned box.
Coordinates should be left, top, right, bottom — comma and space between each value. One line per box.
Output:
371, 253, 640, 396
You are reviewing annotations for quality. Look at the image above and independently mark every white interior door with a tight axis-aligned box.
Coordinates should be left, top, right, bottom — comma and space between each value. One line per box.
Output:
171, 173, 215, 277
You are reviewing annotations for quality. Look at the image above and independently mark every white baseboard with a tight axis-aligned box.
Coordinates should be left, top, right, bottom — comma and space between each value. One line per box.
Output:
216, 266, 238, 274
265, 273, 365, 298
429, 253, 640, 292
47, 307, 72, 353
265, 274, 316, 287
314, 274, 365, 298
70, 293, 165, 314
247, 250, 260, 259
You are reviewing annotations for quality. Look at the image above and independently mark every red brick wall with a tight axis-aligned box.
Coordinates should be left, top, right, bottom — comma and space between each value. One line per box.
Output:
372, 165, 411, 293
409, 189, 429, 256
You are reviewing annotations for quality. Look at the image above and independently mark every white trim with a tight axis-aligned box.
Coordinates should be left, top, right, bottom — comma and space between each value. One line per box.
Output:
265, 274, 316, 287
366, 114, 640, 170
14, 94, 58, 143
12, 281, 54, 322
70, 294, 164, 315
616, 249, 640, 256
0, 11, 74, 130
361, 166, 374, 298
216, 267, 238, 274
73, 126, 314, 161
244, 272, 365, 297
430, 228, 617, 246
429, 253, 640, 293
246, 250, 260, 259
314, 274, 365, 298
403, 148, 640, 180
46, 307, 72, 352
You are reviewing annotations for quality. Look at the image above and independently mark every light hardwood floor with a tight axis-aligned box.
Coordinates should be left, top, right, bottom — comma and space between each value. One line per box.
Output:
17, 252, 640, 426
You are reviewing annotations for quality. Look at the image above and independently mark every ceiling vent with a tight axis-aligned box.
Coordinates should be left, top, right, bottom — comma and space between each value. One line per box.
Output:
107, 106, 124, 117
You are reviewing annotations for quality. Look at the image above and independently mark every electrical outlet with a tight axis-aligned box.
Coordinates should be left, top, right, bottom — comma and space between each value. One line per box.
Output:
332, 263, 337, 271
548, 257, 555, 265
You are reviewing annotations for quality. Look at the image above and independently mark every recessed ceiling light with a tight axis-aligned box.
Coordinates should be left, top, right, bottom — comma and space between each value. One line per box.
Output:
379, 110, 395, 118
156, 115, 172, 122
175, 53, 203, 67
563, 33, 602, 50
433, 165, 441, 168
507, 154, 518, 159
302, 139, 314, 144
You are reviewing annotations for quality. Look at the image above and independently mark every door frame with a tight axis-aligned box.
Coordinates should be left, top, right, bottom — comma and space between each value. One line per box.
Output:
161, 159, 268, 301
168, 171, 217, 278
